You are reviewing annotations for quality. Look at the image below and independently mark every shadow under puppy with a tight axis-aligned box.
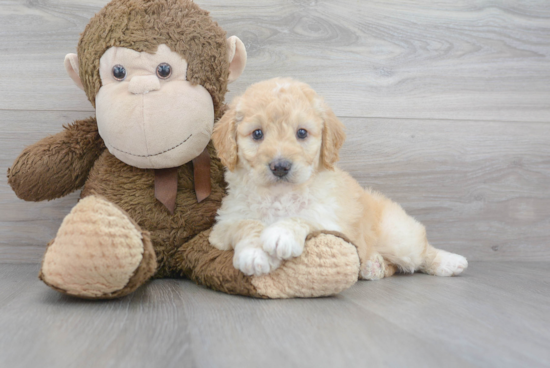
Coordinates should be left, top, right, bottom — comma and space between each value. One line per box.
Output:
210, 77, 468, 279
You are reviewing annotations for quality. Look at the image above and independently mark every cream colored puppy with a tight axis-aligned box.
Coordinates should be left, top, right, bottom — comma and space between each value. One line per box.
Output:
210, 78, 468, 279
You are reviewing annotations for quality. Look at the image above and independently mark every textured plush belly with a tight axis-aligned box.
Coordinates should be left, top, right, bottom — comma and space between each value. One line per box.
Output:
81, 150, 226, 275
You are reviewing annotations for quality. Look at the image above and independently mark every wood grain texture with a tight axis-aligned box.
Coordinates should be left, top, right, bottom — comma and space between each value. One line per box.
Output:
0, 0, 549, 121
1, 2, 548, 366
1, 1, 549, 263
0, 262, 549, 368
2, 111, 550, 262
339, 117, 550, 261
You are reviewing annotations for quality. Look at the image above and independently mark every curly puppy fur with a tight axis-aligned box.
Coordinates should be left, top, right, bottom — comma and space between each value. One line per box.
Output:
210, 78, 468, 279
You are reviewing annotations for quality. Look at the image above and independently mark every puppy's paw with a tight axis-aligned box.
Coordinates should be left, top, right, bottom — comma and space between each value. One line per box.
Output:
209, 224, 232, 251
432, 251, 468, 276
234, 244, 281, 276
359, 253, 386, 281
261, 225, 304, 260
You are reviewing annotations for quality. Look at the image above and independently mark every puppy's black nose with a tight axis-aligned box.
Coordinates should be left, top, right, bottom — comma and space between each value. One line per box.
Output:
269, 160, 292, 178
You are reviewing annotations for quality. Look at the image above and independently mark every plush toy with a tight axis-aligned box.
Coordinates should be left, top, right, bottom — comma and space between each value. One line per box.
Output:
7, 0, 360, 299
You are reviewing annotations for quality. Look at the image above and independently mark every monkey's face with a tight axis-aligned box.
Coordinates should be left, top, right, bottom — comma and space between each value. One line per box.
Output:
95, 44, 214, 169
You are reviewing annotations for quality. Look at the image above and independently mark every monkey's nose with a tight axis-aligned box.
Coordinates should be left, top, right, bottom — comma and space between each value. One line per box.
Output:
269, 159, 292, 178
128, 75, 161, 94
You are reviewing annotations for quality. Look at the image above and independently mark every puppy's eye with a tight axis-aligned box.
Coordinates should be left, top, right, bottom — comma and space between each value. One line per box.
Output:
297, 129, 308, 139
156, 63, 172, 79
252, 129, 264, 140
112, 65, 126, 81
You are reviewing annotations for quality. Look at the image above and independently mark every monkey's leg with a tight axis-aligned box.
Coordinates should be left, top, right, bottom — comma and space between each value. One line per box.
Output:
40, 195, 157, 299
175, 230, 360, 298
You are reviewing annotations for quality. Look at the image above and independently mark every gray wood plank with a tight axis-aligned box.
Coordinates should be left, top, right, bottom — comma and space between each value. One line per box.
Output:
343, 262, 550, 368
1, 1, 549, 366
1, 262, 549, 368
0, 264, 196, 368
177, 281, 472, 368
0, 0, 549, 122
339, 117, 550, 262
2, 110, 549, 263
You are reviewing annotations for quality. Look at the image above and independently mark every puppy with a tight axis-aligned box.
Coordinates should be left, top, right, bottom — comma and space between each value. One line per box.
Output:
210, 77, 468, 279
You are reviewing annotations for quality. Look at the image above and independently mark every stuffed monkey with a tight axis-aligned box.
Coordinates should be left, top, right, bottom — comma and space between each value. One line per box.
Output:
7, 0, 360, 299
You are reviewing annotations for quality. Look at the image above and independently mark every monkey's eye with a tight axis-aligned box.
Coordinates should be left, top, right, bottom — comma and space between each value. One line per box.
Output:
297, 129, 308, 139
252, 129, 263, 141
156, 63, 172, 79
112, 65, 126, 81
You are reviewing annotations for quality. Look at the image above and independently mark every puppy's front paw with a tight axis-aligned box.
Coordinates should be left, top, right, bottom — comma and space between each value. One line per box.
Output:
234, 244, 281, 276
261, 225, 304, 260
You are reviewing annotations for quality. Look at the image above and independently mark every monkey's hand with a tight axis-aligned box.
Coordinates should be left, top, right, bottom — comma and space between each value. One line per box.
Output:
8, 117, 105, 201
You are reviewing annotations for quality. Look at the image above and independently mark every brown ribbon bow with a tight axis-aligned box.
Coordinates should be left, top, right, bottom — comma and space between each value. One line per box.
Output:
154, 148, 211, 213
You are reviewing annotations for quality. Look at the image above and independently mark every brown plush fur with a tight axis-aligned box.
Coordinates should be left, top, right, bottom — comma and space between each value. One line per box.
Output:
8, 0, 361, 299
7, 117, 105, 201
80, 142, 227, 279
9, 0, 231, 279
78, 0, 230, 118
9, 0, 240, 293
174, 229, 263, 297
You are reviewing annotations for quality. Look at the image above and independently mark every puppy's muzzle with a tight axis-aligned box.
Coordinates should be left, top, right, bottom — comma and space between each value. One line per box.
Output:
269, 159, 292, 178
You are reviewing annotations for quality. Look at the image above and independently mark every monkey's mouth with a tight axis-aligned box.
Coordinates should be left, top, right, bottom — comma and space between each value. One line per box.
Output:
104, 134, 193, 158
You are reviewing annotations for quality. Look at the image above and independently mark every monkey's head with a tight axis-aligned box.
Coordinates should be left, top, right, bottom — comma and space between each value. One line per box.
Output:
64, 0, 246, 169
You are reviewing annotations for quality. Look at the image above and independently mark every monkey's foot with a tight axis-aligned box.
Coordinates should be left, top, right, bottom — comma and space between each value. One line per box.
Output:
250, 231, 360, 298
40, 195, 157, 299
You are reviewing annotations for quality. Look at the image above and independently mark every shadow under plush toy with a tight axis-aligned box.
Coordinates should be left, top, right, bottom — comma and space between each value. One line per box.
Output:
7, 0, 360, 299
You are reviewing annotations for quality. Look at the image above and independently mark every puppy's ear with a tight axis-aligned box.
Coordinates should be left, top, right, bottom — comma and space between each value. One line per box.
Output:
320, 103, 346, 170
213, 103, 239, 171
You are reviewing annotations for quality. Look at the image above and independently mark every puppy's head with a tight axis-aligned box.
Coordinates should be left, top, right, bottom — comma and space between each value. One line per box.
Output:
212, 77, 345, 186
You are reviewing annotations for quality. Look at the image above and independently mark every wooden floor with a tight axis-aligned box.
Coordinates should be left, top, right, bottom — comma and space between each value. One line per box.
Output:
0, 262, 548, 368
1, 0, 550, 367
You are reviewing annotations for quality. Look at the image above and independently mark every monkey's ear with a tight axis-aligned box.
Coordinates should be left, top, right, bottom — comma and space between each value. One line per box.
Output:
64, 53, 84, 90
226, 36, 247, 84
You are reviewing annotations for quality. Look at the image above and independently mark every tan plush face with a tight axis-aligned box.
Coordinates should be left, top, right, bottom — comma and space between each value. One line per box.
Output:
213, 78, 346, 187
95, 44, 214, 169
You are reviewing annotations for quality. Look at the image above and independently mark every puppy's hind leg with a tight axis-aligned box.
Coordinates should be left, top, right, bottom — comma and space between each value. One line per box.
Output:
358, 251, 397, 280
357, 240, 394, 281
419, 244, 468, 277
373, 193, 468, 276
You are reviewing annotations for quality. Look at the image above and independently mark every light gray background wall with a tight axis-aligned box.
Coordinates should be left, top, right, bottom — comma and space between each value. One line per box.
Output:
1, 0, 549, 263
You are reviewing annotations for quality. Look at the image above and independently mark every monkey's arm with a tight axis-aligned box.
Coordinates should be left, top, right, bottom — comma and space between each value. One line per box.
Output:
8, 117, 105, 201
